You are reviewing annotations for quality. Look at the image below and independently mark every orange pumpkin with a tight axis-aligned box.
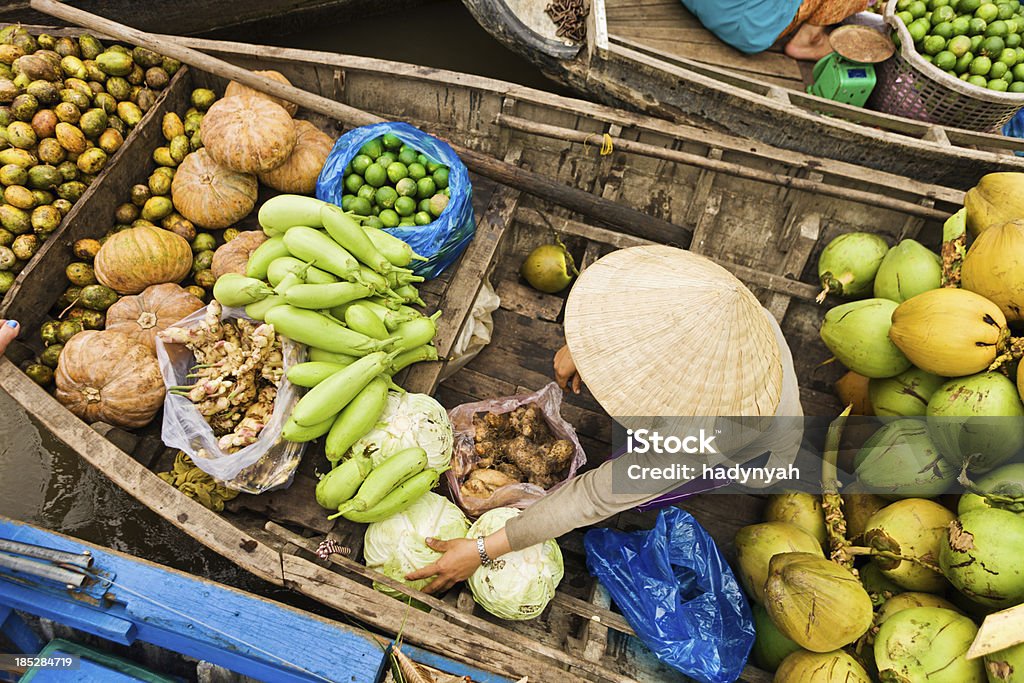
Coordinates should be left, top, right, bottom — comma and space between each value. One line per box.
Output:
55, 330, 165, 429
211, 230, 267, 280
224, 70, 299, 116
201, 96, 295, 174
258, 119, 333, 194
171, 149, 258, 230
94, 225, 193, 295
105, 283, 204, 352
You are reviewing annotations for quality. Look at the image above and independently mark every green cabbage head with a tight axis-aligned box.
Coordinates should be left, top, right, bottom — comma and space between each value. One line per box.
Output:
354, 391, 453, 470
467, 507, 564, 620
363, 492, 469, 599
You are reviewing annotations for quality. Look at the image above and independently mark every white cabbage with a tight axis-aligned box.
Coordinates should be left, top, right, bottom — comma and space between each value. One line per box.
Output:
467, 507, 564, 621
354, 391, 453, 470
363, 492, 469, 598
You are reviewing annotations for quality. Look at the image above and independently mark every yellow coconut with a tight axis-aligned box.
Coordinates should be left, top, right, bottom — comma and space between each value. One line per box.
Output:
964, 173, 1024, 235
889, 288, 1008, 377
835, 370, 873, 415
962, 219, 1024, 322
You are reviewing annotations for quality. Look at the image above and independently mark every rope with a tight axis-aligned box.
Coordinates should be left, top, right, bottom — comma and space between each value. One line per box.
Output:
582, 132, 615, 156
546, 0, 590, 43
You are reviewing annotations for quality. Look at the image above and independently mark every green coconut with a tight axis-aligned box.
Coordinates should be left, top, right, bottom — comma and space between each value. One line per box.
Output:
868, 367, 946, 417
751, 602, 801, 672
939, 507, 1024, 609
874, 607, 986, 683
817, 231, 890, 302
773, 650, 873, 683
820, 299, 912, 379
985, 642, 1024, 683
734, 522, 824, 604
873, 238, 942, 303
762, 493, 827, 546
853, 419, 956, 499
958, 463, 1024, 516
875, 591, 960, 625
926, 372, 1024, 473
863, 498, 954, 593
520, 243, 576, 294
860, 561, 906, 608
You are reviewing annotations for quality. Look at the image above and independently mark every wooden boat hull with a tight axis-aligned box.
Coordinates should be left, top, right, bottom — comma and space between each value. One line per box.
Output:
0, 0, 425, 38
0, 27, 964, 683
462, 0, 1024, 189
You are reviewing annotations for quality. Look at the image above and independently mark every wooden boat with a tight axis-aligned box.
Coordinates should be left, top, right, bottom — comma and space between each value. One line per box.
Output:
0, 516, 504, 682
461, 0, 1024, 189
0, 0, 424, 38
0, 27, 964, 683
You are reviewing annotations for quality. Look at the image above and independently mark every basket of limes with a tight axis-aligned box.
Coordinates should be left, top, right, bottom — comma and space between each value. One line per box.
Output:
874, 0, 1024, 131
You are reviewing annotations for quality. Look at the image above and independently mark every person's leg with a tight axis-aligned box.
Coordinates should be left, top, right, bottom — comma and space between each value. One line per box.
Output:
784, 22, 833, 60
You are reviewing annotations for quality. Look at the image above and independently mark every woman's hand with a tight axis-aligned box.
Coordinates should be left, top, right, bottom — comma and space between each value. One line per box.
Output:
406, 530, 512, 595
554, 344, 581, 394
0, 320, 19, 355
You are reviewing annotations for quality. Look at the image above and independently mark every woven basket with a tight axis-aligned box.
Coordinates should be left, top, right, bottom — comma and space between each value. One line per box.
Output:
869, 0, 1024, 131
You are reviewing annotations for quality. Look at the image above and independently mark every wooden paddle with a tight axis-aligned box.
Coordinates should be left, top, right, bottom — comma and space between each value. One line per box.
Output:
29, 0, 688, 245
967, 602, 1024, 660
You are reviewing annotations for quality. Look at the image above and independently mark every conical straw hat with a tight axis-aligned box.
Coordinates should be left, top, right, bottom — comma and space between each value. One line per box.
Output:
563, 245, 783, 418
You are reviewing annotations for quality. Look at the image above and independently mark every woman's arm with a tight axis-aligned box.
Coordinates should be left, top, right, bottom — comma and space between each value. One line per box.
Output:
406, 528, 512, 594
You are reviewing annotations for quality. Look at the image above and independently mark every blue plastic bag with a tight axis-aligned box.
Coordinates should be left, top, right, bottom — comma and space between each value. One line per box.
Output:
584, 508, 755, 683
1003, 110, 1024, 157
316, 122, 475, 279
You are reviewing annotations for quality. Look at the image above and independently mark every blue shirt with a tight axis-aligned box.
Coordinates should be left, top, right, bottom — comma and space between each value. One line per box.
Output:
681, 0, 804, 53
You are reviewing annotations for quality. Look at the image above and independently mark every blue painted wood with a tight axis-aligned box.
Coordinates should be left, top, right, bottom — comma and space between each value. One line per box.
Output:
0, 519, 385, 683
0, 580, 138, 644
0, 604, 43, 654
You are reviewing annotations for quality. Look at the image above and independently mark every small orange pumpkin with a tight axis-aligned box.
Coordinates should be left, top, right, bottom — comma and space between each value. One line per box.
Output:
224, 70, 299, 116
171, 149, 258, 230
55, 330, 165, 429
105, 283, 204, 352
94, 225, 193, 295
258, 119, 333, 194
211, 230, 267, 280
201, 95, 295, 174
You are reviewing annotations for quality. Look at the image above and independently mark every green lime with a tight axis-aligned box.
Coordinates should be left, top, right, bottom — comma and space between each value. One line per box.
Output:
386, 162, 409, 183
343, 173, 364, 193
934, 4, 957, 20
922, 53, 935, 62
925, 33, 946, 52
379, 208, 400, 227
426, 161, 441, 173
899, 0, 914, 7
1004, 66, 1015, 80
971, 33, 985, 50
442, 187, 450, 197
416, 153, 429, 166
432, 167, 449, 189
1009, 79, 1024, 89
961, 70, 973, 79
357, 184, 376, 202
1000, 45, 1020, 63
1016, 45, 1024, 60
377, 151, 397, 167
351, 154, 373, 175
1008, 32, 1023, 47
970, 16, 989, 33
961, 0, 982, 9
349, 196, 372, 216
909, 19, 930, 41
977, 2, 1000, 20
949, 34, 973, 54
414, 211, 432, 226
982, 35, 1006, 53
416, 177, 437, 199
395, 177, 417, 197
398, 218, 416, 227
1013, 61, 1024, 77
956, 50, 975, 71
340, 194, 355, 211
968, 73, 990, 84
935, 49, 958, 68
898, 9, 915, 23
418, 198, 432, 213
399, 143, 413, 154
990, 58, 1010, 76
428, 193, 449, 217
931, 0, 951, 7
359, 138, 383, 159
933, 20, 956, 38
924, 10, 933, 23
363, 163, 387, 188
1007, 17, 1020, 31
344, 161, 352, 175
363, 216, 384, 229
394, 196, 416, 217
971, 53, 994, 72
375, 185, 399, 209
986, 18, 1009, 34
999, 1, 1016, 17
952, 15, 972, 33
989, 76, 1011, 87
398, 149, 418, 165
407, 162, 427, 180
381, 133, 402, 151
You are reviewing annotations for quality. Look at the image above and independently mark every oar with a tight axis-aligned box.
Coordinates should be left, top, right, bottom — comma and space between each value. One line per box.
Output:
967, 603, 1024, 660
30, 0, 689, 246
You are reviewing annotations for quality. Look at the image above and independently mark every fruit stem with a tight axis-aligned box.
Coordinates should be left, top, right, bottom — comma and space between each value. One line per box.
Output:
844, 545, 942, 572
958, 462, 1024, 513
815, 282, 830, 304
941, 208, 967, 288
822, 405, 854, 570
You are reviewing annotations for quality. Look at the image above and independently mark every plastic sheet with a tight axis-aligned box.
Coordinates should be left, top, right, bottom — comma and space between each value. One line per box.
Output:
156, 305, 306, 493
316, 121, 474, 279
438, 278, 500, 381
584, 508, 755, 683
445, 382, 586, 517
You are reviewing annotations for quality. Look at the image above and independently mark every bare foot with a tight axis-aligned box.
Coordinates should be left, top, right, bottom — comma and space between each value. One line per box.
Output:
785, 23, 833, 61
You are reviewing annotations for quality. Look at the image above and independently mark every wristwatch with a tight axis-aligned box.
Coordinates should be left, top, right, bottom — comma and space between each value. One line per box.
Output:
476, 536, 493, 568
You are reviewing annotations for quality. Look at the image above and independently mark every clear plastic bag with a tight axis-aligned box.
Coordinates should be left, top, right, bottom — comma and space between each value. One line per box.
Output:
584, 508, 756, 683
445, 382, 586, 517
439, 279, 500, 381
155, 305, 306, 494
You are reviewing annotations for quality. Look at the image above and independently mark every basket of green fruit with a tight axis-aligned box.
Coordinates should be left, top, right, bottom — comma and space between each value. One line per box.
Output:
875, 0, 1024, 131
